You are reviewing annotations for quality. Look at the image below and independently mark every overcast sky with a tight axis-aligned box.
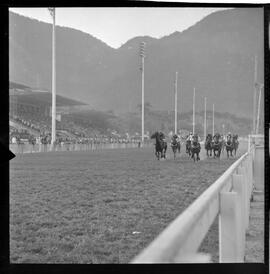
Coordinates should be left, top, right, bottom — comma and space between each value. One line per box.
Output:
10, 7, 230, 48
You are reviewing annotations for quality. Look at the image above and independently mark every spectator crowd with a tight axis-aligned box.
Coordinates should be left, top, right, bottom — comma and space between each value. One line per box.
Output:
9, 113, 143, 147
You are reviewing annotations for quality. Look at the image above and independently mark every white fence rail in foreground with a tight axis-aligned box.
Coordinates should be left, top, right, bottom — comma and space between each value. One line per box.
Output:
132, 137, 263, 263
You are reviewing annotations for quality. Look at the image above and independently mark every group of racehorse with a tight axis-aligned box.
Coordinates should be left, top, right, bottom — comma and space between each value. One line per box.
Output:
150, 131, 239, 161
204, 133, 239, 159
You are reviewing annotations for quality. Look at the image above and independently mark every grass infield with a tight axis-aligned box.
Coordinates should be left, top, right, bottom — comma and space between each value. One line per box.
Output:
10, 144, 247, 263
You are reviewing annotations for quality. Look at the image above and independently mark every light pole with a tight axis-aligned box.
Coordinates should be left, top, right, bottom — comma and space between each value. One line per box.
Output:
256, 84, 263, 134
192, 88, 195, 134
212, 103, 215, 136
174, 72, 178, 134
253, 55, 257, 134
204, 97, 207, 140
140, 42, 146, 144
48, 7, 56, 145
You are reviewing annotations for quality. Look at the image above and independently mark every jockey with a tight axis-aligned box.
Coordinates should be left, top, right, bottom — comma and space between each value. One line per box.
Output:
192, 133, 201, 148
159, 131, 166, 142
226, 132, 232, 141
206, 133, 212, 141
186, 132, 192, 153
186, 132, 193, 142
213, 132, 220, 140
171, 134, 179, 145
192, 133, 200, 142
233, 134, 239, 145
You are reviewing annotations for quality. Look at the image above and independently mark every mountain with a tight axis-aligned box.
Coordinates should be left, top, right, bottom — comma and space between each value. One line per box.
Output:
9, 8, 264, 118
61, 108, 254, 137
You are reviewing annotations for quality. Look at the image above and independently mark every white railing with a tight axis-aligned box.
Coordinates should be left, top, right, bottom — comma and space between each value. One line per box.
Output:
9, 142, 152, 154
131, 144, 258, 263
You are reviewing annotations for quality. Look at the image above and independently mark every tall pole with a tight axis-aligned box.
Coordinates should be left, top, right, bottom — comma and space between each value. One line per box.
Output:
193, 88, 195, 134
174, 72, 178, 134
256, 84, 263, 134
212, 103, 215, 136
48, 8, 56, 145
140, 42, 146, 144
253, 55, 257, 134
204, 97, 207, 140
178, 76, 181, 134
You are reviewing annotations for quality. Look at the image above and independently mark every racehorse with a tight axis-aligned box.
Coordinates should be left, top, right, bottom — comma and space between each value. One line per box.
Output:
220, 136, 226, 154
204, 134, 213, 157
171, 136, 181, 160
232, 134, 239, 157
212, 133, 222, 159
190, 134, 201, 162
150, 131, 167, 160
186, 139, 192, 157
225, 134, 234, 158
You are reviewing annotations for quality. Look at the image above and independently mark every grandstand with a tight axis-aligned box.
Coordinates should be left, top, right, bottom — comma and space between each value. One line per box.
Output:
9, 81, 89, 143
9, 81, 138, 146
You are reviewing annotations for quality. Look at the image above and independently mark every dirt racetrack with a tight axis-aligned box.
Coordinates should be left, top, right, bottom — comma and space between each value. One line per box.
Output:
10, 143, 248, 263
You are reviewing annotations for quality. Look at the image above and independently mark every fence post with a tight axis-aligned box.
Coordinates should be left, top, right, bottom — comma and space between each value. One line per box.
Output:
246, 155, 253, 198
238, 166, 250, 229
232, 174, 246, 258
219, 191, 243, 262
248, 153, 254, 200
246, 158, 252, 199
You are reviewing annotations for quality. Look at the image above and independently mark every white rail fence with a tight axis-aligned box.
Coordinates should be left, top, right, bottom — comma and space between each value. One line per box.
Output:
131, 134, 264, 263
9, 142, 152, 154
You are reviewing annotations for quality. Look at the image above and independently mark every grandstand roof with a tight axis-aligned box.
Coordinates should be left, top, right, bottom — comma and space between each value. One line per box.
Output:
9, 81, 87, 107
15, 92, 87, 107
9, 81, 32, 91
